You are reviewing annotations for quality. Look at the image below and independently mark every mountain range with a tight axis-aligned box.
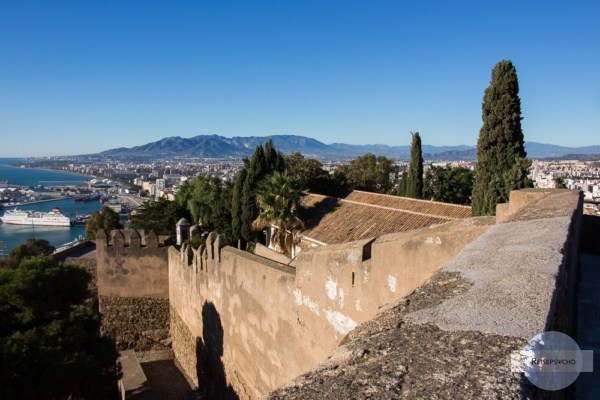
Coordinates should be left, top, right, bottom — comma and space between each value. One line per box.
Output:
96, 134, 600, 160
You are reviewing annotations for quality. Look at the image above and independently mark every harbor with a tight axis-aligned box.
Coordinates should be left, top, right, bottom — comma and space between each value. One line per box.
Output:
0, 197, 102, 255
0, 159, 104, 254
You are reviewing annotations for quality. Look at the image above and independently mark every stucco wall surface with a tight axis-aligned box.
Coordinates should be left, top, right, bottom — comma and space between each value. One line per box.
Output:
266, 189, 582, 399
169, 218, 490, 398
96, 230, 169, 298
169, 241, 300, 399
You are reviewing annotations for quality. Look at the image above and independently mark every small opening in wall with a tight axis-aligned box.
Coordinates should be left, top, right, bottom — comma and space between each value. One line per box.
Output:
352, 272, 355, 287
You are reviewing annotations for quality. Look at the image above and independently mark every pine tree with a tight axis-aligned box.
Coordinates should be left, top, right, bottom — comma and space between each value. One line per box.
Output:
406, 132, 423, 199
472, 60, 531, 216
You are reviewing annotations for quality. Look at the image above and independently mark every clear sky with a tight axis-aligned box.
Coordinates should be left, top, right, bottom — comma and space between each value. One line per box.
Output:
1, 1, 598, 157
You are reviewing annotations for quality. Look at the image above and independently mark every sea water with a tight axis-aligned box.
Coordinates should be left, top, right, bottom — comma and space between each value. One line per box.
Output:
0, 158, 91, 187
0, 158, 101, 255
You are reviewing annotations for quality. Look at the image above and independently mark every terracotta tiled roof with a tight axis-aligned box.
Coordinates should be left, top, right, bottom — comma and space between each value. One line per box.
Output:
345, 191, 472, 219
299, 191, 471, 245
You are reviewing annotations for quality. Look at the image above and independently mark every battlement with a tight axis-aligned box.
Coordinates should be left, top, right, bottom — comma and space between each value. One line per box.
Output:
103, 188, 583, 399
96, 229, 169, 300
96, 228, 171, 352
176, 232, 227, 271
95, 229, 161, 249
168, 213, 490, 395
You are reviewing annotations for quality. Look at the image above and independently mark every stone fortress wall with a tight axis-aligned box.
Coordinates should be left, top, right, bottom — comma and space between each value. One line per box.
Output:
267, 188, 583, 399
168, 217, 491, 398
96, 229, 171, 351
97, 188, 583, 399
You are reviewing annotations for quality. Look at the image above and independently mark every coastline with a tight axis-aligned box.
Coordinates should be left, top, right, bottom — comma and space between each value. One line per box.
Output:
0, 160, 94, 188
26, 165, 96, 181
0, 166, 101, 252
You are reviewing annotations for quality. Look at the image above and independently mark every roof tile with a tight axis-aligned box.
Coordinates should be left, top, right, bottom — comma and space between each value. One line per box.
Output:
299, 191, 471, 244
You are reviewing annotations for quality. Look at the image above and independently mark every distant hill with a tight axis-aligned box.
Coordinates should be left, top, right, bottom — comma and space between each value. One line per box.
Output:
95, 134, 600, 161
98, 135, 333, 158
524, 143, 600, 159
97, 134, 474, 160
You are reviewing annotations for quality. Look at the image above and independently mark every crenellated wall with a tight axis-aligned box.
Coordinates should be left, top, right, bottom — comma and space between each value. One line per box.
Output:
99, 189, 584, 399
96, 229, 171, 351
168, 219, 492, 398
169, 233, 300, 399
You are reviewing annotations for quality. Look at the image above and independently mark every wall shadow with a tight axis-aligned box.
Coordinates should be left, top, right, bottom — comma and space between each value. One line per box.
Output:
580, 215, 600, 255
140, 359, 200, 400
196, 302, 239, 400
299, 196, 341, 230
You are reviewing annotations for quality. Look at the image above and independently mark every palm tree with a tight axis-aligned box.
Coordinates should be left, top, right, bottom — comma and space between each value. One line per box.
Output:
252, 171, 304, 257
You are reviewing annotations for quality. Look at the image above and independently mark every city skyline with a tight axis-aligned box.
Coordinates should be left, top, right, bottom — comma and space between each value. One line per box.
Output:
1, 1, 599, 157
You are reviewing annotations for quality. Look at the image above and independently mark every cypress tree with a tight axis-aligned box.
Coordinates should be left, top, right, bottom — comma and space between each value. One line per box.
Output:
394, 171, 408, 197
472, 60, 531, 216
231, 141, 288, 245
406, 132, 423, 199
263, 138, 285, 172
241, 146, 267, 241
231, 164, 247, 239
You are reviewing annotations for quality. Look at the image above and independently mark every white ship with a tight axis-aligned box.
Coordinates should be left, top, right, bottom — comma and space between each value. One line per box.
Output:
0, 207, 72, 227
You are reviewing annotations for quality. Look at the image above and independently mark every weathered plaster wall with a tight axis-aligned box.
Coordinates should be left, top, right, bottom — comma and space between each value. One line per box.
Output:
169, 234, 301, 399
292, 217, 493, 333
267, 188, 583, 400
169, 219, 491, 398
96, 229, 169, 298
96, 229, 170, 351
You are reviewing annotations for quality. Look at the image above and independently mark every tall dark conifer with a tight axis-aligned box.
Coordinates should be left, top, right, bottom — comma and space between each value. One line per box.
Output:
241, 146, 267, 241
232, 141, 288, 244
472, 60, 531, 216
263, 138, 285, 172
406, 132, 423, 199
231, 160, 248, 240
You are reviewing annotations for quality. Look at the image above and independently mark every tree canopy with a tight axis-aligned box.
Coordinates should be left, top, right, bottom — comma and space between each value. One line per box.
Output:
6, 239, 55, 268
0, 256, 119, 399
231, 166, 248, 240
232, 139, 285, 243
393, 170, 409, 197
252, 171, 304, 256
175, 175, 233, 240
129, 198, 190, 236
472, 60, 532, 216
338, 153, 394, 193
284, 152, 351, 198
423, 166, 474, 205
85, 206, 123, 240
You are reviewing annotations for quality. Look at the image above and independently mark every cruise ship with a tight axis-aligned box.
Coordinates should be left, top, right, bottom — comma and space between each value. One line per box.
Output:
0, 208, 72, 227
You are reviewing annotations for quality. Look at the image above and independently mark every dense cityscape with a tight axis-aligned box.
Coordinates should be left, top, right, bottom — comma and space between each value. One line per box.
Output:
3, 154, 599, 220
1, 1, 599, 399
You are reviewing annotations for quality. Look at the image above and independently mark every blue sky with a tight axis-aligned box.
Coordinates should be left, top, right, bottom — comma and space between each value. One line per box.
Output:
1, 1, 598, 157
